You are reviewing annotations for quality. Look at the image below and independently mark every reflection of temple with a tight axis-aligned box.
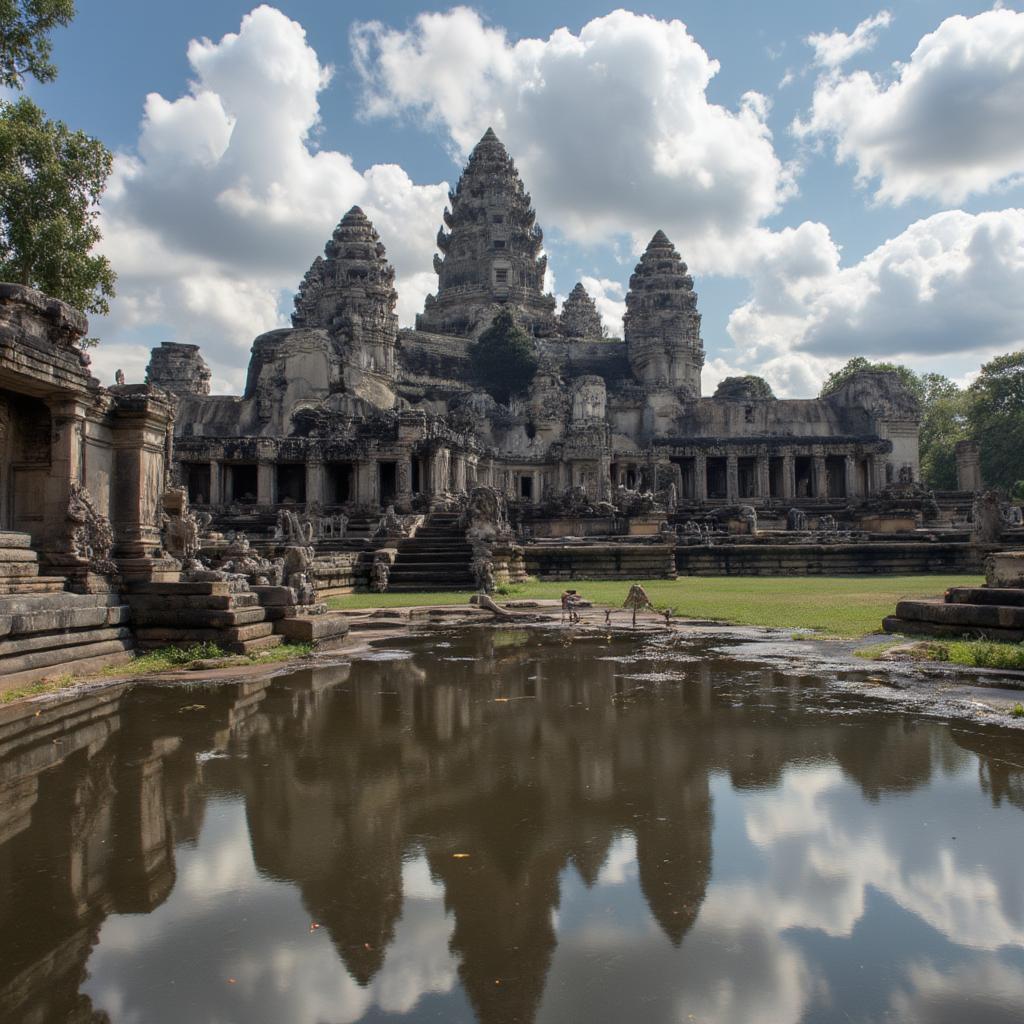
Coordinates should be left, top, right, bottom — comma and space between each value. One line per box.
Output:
0, 632, 987, 1024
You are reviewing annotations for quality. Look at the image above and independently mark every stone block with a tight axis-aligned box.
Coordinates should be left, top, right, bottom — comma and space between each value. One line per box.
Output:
252, 586, 297, 606
0, 533, 32, 549
274, 615, 350, 643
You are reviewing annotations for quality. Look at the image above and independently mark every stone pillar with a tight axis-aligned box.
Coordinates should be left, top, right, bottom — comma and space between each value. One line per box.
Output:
209, 460, 222, 504
357, 461, 378, 506
694, 453, 707, 502
869, 454, 886, 494
43, 397, 88, 553
306, 459, 325, 506
109, 387, 178, 582
452, 453, 467, 494
812, 454, 827, 499
726, 454, 739, 503
756, 453, 770, 500
955, 440, 982, 491
844, 454, 858, 498
257, 461, 275, 506
782, 453, 796, 500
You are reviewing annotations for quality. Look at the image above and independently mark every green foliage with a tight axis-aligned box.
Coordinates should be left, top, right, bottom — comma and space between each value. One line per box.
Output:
965, 351, 1024, 492
820, 357, 925, 402
0, 96, 116, 313
713, 375, 776, 400
1012, 703, 1024, 719
468, 309, 539, 404
0, 0, 75, 89
918, 373, 969, 490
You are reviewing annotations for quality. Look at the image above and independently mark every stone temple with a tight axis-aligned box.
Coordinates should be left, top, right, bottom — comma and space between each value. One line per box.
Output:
158, 128, 922, 526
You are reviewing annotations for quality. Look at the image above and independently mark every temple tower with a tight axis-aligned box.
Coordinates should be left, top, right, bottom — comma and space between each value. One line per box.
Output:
416, 128, 556, 338
623, 231, 704, 396
146, 343, 211, 396
558, 282, 604, 340
292, 205, 398, 376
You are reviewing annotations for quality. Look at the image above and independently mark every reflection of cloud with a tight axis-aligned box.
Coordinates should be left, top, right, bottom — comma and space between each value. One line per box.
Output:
889, 959, 1024, 1024
741, 766, 1024, 951
596, 833, 638, 886
83, 801, 457, 1024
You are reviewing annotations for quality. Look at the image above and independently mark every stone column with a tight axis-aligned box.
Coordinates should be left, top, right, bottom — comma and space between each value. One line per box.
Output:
209, 460, 222, 504
812, 453, 827, 499
756, 452, 770, 500
357, 461, 378, 506
43, 397, 88, 554
782, 453, 796, 501
109, 387, 178, 582
726, 454, 739, 503
955, 440, 982, 491
869, 454, 886, 494
257, 461, 275, 506
844, 454, 858, 499
306, 459, 325, 506
694, 453, 707, 502
452, 453, 467, 494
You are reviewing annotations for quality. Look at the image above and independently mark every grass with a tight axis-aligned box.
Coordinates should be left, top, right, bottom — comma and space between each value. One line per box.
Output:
859, 637, 1024, 671
1, 674, 75, 704
326, 574, 981, 638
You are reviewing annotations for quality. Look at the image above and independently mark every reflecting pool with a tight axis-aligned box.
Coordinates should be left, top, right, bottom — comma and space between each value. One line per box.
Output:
2, 627, 1024, 1023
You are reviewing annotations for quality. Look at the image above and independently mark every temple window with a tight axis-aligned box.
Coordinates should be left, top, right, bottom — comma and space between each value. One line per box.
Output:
495, 268, 509, 284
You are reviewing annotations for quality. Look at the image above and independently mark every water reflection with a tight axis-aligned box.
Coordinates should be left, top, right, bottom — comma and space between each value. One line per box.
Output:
0, 629, 1022, 1023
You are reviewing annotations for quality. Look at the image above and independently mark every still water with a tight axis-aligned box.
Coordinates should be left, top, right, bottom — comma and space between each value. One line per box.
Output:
2, 627, 1024, 1024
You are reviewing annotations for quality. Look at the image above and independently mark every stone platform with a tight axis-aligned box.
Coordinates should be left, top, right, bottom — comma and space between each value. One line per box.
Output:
0, 533, 133, 688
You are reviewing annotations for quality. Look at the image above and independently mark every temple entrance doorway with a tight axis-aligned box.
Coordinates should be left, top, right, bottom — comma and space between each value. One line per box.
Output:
769, 457, 785, 499
0, 389, 51, 539
325, 462, 353, 504
706, 457, 727, 500
670, 457, 696, 500
185, 462, 211, 505
826, 456, 847, 499
738, 457, 757, 499
226, 464, 257, 504
276, 464, 306, 504
795, 457, 813, 499
379, 462, 397, 505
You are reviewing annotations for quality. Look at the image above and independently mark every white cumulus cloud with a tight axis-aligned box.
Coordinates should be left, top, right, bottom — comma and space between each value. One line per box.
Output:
806, 10, 892, 69
351, 7, 796, 274
795, 9, 1024, 204
94, 4, 448, 389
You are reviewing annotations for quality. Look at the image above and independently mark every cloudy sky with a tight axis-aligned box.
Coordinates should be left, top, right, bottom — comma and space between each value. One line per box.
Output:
30, 1, 1024, 394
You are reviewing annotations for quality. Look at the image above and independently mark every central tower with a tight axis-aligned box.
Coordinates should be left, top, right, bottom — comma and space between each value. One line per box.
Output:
416, 128, 556, 338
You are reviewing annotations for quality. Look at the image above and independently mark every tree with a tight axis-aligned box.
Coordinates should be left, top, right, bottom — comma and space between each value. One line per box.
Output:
0, 0, 75, 89
966, 351, 1024, 492
468, 309, 539, 404
0, 95, 115, 314
819, 356, 925, 402
713, 375, 775, 400
917, 373, 968, 490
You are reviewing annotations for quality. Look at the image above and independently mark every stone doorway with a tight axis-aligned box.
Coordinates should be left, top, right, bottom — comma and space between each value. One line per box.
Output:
795, 456, 813, 499
670, 457, 696, 500
276, 464, 306, 504
379, 461, 397, 505
185, 462, 211, 505
325, 462, 353, 504
0, 388, 51, 538
706, 457, 727, 500
226, 463, 257, 504
769, 457, 785, 499
826, 456, 847, 499
738, 457, 757, 499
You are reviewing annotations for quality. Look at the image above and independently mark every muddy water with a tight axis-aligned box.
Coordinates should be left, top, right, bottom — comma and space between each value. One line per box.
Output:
2, 628, 1024, 1024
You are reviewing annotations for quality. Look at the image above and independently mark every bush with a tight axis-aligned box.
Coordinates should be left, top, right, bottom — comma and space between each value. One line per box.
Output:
468, 309, 538, 404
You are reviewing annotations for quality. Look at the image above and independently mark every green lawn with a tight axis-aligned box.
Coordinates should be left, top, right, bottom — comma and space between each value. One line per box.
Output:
326, 574, 981, 637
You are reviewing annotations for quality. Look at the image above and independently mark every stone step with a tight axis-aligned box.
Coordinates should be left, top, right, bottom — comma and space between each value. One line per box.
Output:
274, 614, 350, 644
386, 582, 475, 592
127, 581, 239, 597
0, 625, 132, 661
882, 615, 1024, 643
0, 577, 66, 596
1, 602, 129, 639
0, 635, 134, 679
0, 645, 135, 692
946, 587, 1024, 608
0, 548, 39, 563
0, 533, 33, 549
0, 591, 119, 615
894, 599, 1024, 630
134, 620, 276, 645
387, 568, 475, 580
129, 607, 269, 629
392, 553, 473, 565
0, 563, 40, 579
125, 592, 260, 612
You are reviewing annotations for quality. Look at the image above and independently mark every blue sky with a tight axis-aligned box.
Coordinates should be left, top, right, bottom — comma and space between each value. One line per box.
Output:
27, 1, 1024, 393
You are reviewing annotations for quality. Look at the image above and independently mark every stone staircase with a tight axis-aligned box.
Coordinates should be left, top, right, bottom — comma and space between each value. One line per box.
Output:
884, 586, 1024, 642
0, 532, 133, 685
385, 512, 475, 592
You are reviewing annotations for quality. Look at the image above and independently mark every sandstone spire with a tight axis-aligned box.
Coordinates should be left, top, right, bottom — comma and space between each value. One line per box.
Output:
623, 230, 704, 395
558, 282, 604, 340
290, 206, 399, 375
416, 128, 556, 338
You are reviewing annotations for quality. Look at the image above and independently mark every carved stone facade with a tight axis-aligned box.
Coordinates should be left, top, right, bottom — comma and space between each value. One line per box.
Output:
146, 342, 211, 396
164, 129, 922, 526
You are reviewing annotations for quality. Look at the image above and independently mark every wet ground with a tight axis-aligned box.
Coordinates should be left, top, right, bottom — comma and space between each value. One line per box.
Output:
2, 624, 1024, 1023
